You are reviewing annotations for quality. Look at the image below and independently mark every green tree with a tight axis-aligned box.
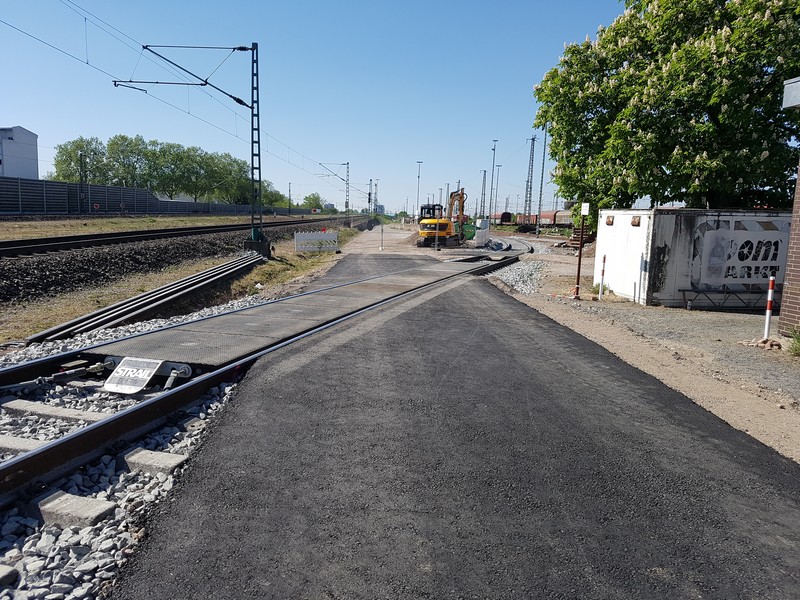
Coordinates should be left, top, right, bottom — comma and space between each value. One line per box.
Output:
180, 146, 214, 201
301, 192, 324, 210
52, 137, 109, 184
148, 141, 184, 199
206, 153, 250, 204
53, 134, 262, 204
535, 0, 800, 222
262, 180, 289, 208
106, 134, 148, 188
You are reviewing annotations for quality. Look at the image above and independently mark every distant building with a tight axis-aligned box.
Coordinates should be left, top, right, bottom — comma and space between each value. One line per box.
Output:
375, 203, 385, 215
0, 126, 39, 179
323, 203, 335, 210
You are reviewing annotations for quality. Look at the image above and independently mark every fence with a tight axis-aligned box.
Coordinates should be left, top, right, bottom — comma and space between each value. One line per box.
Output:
294, 230, 339, 252
0, 176, 306, 217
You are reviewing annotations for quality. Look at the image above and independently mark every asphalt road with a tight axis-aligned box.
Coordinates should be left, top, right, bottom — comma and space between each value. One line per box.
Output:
112, 256, 800, 599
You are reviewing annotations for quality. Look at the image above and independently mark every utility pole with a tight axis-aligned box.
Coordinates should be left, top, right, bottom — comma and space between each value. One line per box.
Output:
250, 43, 262, 241
489, 140, 498, 230
374, 179, 379, 215
78, 151, 85, 215
416, 161, 422, 220
288, 182, 291, 215
479, 169, 487, 218
537, 124, 548, 236
434, 196, 440, 252
525, 136, 536, 225
494, 164, 502, 226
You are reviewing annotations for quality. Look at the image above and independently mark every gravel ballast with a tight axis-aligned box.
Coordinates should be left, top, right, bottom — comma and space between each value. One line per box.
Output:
0, 222, 332, 303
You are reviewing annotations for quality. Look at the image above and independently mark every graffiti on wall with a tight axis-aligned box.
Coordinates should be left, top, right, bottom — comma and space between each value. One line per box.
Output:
691, 219, 790, 290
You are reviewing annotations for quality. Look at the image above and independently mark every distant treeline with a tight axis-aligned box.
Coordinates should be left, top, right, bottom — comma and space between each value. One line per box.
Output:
50, 134, 292, 206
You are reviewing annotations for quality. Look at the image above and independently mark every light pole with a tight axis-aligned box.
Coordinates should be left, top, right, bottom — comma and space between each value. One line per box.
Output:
494, 164, 502, 226
78, 151, 85, 215
416, 161, 422, 220
488, 140, 498, 230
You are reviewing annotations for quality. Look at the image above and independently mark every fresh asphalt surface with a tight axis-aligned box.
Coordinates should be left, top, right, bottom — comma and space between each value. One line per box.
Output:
113, 254, 800, 599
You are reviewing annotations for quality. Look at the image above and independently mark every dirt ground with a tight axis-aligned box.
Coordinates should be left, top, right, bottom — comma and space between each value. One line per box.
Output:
345, 225, 800, 465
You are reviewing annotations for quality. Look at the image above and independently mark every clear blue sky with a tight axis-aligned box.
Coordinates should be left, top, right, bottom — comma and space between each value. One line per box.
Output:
2, 0, 626, 215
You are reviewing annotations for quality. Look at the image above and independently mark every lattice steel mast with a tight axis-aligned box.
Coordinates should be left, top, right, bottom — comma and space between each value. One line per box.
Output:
479, 170, 487, 218
524, 136, 536, 223
250, 43, 262, 239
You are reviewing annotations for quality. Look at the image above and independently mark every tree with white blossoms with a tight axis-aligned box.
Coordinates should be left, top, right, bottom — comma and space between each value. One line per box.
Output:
534, 0, 800, 227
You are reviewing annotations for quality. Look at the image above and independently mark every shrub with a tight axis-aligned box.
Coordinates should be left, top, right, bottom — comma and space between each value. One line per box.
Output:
788, 328, 800, 358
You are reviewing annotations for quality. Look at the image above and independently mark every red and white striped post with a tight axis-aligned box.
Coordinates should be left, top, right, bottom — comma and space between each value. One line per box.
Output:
763, 275, 776, 339
599, 254, 606, 300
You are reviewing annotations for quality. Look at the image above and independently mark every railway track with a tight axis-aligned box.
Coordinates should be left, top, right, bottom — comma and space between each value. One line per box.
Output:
0, 216, 351, 258
0, 253, 518, 507
24, 253, 266, 344
0, 251, 518, 596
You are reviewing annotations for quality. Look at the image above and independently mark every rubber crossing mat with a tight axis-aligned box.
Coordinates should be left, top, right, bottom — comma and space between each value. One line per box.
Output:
81, 261, 482, 369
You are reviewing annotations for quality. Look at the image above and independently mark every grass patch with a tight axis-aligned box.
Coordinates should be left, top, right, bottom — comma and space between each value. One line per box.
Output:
591, 283, 612, 296
0, 256, 231, 342
232, 227, 358, 295
0, 213, 338, 241
788, 328, 800, 358
0, 215, 253, 240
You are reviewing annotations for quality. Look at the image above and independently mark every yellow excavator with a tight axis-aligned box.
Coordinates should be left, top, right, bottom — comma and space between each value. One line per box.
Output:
417, 188, 472, 247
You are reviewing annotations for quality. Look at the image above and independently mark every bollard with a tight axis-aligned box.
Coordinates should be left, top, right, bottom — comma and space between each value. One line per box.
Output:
763, 275, 776, 339
599, 254, 606, 300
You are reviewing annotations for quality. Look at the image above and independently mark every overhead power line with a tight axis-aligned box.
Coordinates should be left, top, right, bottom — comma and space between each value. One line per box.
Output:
1, 9, 356, 199
0, 17, 118, 80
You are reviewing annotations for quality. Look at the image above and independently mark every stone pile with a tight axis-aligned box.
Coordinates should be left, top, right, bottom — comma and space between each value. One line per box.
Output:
737, 337, 783, 350
493, 261, 546, 296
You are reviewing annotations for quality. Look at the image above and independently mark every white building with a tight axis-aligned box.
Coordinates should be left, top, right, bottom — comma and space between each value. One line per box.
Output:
0, 126, 39, 179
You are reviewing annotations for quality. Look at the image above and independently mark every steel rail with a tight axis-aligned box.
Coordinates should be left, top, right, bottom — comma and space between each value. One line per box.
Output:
25, 253, 266, 344
1, 252, 518, 386
0, 217, 353, 258
0, 255, 517, 506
